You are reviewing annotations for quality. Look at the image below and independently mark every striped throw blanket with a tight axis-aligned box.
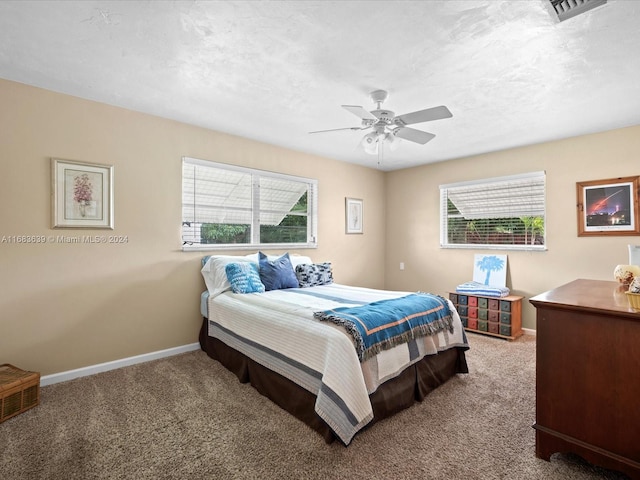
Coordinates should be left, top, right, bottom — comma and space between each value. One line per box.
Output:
455, 281, 510, 298
314, 293, 453, 362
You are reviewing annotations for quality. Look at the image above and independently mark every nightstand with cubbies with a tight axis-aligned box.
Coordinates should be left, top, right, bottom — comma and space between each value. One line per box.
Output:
449, 292, 524, 340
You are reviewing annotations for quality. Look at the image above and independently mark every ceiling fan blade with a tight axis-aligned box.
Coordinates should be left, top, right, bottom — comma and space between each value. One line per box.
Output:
394, 127, 436, 145
342, 105, 378, 121
395, 105, 452, 125
309, 126, 367, 134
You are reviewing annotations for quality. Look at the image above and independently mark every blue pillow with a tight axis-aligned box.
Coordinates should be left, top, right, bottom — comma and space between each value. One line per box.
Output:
225, 262, 265, 294
258, 252, 299, 291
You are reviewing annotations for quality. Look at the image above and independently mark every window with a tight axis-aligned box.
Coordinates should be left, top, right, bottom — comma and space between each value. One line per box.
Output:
182, 157, 318, 250
440, 171, 546, 250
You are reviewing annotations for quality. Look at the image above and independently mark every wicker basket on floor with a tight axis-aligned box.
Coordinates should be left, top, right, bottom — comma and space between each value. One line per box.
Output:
0, 364, 40, 422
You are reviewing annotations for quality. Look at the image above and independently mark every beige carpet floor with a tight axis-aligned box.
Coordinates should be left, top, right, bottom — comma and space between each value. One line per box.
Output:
0, 333, 630, 479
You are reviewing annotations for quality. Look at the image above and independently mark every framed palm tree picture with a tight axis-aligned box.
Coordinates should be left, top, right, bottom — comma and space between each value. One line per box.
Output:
472, 254, 507, 287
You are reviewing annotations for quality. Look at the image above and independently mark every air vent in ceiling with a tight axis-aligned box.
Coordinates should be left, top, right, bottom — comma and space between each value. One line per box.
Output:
549, 0, 607, 22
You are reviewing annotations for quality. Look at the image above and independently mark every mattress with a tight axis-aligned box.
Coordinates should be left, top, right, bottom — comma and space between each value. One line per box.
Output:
200, 290, 209, 318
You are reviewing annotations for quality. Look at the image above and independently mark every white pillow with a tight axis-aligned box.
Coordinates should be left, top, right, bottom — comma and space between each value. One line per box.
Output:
290, 254, 314, 268
201, 255, 257, 297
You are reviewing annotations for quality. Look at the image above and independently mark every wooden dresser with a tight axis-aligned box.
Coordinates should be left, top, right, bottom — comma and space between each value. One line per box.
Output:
530, 279, 640, 479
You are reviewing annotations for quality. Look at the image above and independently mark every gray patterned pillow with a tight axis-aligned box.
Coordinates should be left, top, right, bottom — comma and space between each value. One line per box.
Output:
295, 262, 333, 288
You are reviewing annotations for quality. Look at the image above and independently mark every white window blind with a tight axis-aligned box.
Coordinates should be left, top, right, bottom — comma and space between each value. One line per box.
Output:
440, 171, 546, 250
182, 157, 317, 250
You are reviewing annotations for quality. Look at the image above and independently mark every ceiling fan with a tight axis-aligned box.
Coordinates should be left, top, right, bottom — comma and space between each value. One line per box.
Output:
310, 89, 452, 155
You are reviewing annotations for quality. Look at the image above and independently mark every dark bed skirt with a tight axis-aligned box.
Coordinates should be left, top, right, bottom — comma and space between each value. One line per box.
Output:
199, 317, 468, 444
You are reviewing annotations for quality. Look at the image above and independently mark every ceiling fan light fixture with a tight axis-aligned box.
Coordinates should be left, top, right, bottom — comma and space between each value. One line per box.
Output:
362, 132, 380, 154
385, 132, 400, 151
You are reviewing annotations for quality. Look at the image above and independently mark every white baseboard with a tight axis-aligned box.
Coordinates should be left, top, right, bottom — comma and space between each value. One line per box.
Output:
40, 343, 201, 387
41, 328, 536, 387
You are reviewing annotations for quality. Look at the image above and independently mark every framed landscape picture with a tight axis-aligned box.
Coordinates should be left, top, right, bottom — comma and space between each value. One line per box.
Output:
576, 176, 639, 236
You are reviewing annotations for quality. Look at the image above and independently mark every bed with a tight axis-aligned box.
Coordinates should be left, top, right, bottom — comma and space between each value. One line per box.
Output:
198, 253, 469, 445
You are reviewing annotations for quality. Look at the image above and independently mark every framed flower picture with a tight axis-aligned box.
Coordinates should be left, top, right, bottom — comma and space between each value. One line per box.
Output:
52, 158, 114, 229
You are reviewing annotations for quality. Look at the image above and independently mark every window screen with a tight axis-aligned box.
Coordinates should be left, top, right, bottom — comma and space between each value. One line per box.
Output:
182, 157, 317, 250
440, 171, 546, 250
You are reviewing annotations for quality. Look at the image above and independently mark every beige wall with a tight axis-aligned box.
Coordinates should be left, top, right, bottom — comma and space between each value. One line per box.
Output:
0, 79, 386, 375
385, 126, 640, 329
3, 77, 638, 376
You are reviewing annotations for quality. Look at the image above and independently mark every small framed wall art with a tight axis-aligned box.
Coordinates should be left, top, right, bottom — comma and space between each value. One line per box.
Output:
345, 197, 363, 234
576, 175, 639, 236
52, 158, 114, 229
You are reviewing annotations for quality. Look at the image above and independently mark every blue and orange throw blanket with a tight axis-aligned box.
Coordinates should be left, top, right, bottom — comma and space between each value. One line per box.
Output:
314, 293, 453, 362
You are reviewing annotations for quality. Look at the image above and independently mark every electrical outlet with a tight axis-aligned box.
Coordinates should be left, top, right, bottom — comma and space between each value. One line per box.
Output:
400, 262, 405, 270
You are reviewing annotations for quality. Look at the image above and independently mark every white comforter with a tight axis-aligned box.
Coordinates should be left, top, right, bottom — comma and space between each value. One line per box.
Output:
206, 283, 468, 444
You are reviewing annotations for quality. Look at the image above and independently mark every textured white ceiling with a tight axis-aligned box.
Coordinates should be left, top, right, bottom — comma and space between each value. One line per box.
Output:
1, 0, 639, 171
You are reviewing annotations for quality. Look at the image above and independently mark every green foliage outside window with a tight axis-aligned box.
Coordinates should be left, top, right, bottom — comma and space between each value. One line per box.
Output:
200, 224, 250, 244
200, 192, 308, 244
446, 200, 544, 246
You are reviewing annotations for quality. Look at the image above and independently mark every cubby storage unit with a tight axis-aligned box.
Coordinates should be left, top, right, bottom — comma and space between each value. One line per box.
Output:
449, 292, 524, 340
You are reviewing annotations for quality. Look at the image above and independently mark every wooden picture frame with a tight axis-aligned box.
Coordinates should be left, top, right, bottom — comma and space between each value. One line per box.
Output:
52, 158, 114, 229
576, 175, 639, 236
345, 197, 363, 234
